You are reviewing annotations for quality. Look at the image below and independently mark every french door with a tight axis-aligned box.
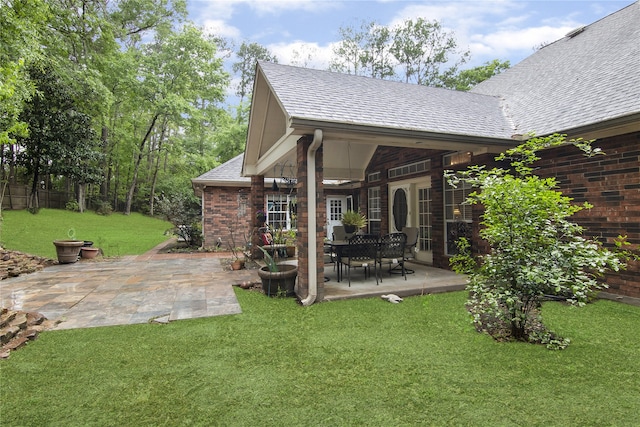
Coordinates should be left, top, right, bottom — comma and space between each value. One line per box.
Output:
389, 179, 432, 264
326, 196, 348, 239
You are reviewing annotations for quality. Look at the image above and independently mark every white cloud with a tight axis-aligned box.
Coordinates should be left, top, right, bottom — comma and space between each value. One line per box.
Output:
267, 41, 332, 70
202, 19, 242, 40
243, 0, 342, 15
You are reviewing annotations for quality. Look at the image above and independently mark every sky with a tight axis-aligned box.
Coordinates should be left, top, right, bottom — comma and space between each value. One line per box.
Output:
186, 0, 634, 97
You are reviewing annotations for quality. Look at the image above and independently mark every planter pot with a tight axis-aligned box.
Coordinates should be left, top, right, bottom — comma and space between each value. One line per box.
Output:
53, 240, 84, 264
80, 247, 100, 259
343, 225, 357, 234
231, 259, 245, 270
286, 246, 296, 258
257, 264, 298, 297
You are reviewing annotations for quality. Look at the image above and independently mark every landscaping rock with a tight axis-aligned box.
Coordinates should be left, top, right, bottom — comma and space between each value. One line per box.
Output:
0, 309, 57, 359
0, 250, 56, 280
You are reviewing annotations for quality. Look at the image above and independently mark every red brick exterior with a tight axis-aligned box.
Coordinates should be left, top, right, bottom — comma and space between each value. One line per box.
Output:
534, 132, 640, 298
296, 135, 326, 301
201, 185, 252, 250
203, 132, 638, 299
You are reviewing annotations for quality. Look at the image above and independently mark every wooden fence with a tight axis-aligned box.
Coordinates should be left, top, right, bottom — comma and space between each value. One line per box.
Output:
1, 184, 71, 210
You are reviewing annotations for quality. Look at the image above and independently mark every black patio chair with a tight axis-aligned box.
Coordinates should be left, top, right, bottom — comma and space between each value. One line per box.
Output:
378, 232, 407, 281
340, 234, 379, 287
391, 226, 418, 275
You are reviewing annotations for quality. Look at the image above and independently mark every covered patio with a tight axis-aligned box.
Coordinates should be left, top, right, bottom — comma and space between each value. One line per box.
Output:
321, 261, 467, 301
273, 256, 467, 302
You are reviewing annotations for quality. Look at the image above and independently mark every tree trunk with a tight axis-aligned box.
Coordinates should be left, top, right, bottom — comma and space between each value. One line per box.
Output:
124, 114, 159, 215
78, 183, 86, 213
149, 120, 168, 217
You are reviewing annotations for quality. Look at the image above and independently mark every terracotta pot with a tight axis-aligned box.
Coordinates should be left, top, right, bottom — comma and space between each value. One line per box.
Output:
231, 259, 245, 270
286, 246, 296, 257
53, 240, 84, 264
258, 264, 298, 297
80, 247, 100, 259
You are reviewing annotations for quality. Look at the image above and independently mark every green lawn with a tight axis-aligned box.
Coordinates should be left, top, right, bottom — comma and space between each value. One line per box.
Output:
1, 208, 173, 258
2, 290, 639, 426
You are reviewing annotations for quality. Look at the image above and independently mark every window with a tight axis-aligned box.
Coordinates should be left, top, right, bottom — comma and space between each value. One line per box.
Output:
444, 179, 472, 255
418, 187, 432, 252
368, 187, 381, 235
388, 160, 430, 179
443, 151, 472, 167
266, 194, 297, 230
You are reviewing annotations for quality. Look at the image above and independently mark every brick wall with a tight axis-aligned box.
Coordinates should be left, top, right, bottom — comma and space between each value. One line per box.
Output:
534, 132, 640, 297
201, 186, 252, 250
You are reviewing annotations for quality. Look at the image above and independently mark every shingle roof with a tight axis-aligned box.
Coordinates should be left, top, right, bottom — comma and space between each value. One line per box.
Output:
192, 153, 249, 185
259, 61, 516, 139
471, 1, 640, 135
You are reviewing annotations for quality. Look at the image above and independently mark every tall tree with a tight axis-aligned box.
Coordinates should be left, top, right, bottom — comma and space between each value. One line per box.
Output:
329, 22, 368, 76
17, 64, 102, 210
232, 42, 277, 104
122, 25, 227, 214
445, 59, 510, 91
0, 0, 48, 148
390, 18, 470, 86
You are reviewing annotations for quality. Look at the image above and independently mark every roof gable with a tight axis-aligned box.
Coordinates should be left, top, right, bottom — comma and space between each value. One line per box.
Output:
257, 61, 516, 140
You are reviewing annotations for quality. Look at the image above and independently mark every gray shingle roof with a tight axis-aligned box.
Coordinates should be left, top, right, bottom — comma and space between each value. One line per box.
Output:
259, 61, 516, 139
192, 153, 249, 185
471, 1, 640, 135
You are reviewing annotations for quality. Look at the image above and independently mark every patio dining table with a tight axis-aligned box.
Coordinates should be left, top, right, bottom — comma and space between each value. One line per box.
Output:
326, 240, 349, 282
327, 238, 380, 283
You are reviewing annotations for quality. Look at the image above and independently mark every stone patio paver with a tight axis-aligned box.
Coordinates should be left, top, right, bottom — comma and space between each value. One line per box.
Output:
0, 247, 259, 330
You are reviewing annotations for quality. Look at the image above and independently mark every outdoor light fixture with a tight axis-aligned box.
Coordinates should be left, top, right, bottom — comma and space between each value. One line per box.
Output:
271, 160, 297, 194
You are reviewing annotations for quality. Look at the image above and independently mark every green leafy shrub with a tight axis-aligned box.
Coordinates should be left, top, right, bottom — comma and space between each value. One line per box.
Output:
65, 199, 80, 212
155, 192, 202, 247
94, 201, 113, 216
446, 134, 631, 348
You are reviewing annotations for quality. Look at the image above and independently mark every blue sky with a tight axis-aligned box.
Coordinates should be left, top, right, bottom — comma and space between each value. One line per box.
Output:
187, 0, 633, 94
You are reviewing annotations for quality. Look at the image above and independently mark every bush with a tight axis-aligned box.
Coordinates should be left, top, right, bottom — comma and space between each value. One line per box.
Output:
95, 201, 113, 216
447, 134, 629, 348
65, 199, 80, 212
155, 192, 202, 247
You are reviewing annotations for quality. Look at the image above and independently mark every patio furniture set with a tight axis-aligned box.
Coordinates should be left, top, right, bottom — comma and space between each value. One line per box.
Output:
327, 227, 419, 286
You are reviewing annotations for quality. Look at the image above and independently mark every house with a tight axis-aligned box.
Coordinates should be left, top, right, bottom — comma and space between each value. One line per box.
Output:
193, 2, 640, 303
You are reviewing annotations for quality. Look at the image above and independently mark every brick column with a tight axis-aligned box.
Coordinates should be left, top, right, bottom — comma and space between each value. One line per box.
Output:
296, 136, 325, 301
251, 175, 265, 259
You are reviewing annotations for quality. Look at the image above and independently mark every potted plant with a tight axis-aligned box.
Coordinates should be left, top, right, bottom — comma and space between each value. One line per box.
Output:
227, 219, 246, 270
341, 210, 367, 233
53, 240, 84, 263
257, 247, 297, 297
285, 229, 297, 257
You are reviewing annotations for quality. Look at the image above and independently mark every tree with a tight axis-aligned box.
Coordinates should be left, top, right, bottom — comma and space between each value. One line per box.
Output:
17, 64, 102, 210
447, 134, 632, 349
329, 21, 368, 76
122, 24, 227, 215
329, 20, 395, 79
232, 42, 277, 103
0, 0, 48, 148
445, 59, 510, 91
390, 18, 469, 86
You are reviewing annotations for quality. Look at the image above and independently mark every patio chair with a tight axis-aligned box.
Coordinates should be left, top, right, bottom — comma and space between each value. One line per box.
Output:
341, 234, 379, 287
394, 227, 418, 275
378, 232, 407, 281
332, 225, 354, 241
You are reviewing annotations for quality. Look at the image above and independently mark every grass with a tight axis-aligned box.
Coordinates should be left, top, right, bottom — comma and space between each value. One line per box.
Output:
1, 208, 173, 258
1, 290, 639, 426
